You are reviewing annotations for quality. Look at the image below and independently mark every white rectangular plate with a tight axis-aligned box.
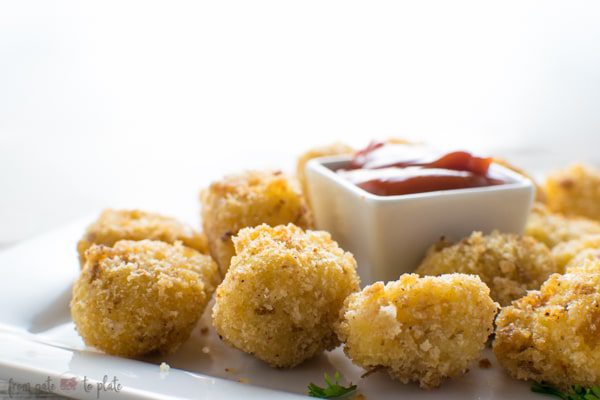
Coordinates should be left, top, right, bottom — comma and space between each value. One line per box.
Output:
0, 217, 541, 399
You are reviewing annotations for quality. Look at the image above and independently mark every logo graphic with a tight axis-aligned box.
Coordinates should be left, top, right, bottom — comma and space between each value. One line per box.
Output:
60, 377, 77, 391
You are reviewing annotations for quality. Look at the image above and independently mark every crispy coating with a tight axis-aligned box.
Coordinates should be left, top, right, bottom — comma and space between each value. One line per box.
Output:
335, 274, 497, 389
494, 158, 546, 202
415, 231, 559, 306
552, 234, 600, 270
565, 249, 600, 274
200, 170, 312, 275
77, 209, 208, 265
525, 203, 600, 248
296, 142, 354, 196
212, 224, 360, 368
71, 240, 219, 357
493, 272, 600, 388
545, 164, 600, 221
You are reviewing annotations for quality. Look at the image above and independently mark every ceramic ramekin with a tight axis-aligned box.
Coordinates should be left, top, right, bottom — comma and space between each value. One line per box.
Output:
305, 156, 535, 285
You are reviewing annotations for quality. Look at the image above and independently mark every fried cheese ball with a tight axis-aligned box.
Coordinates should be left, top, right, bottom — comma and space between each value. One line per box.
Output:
552, 234, 600, 270
545, 164, 600, 221
71, 240, 219, 357
525, 203, 600, 248
565, 248, 600, 274
415, 231, 558, 306
296, 142, 354, 197
493, 272, 600, 388
335, 274, 497, 389
212, 223, 360, 368
200, 170, 312, 275
77, 209, 208, 265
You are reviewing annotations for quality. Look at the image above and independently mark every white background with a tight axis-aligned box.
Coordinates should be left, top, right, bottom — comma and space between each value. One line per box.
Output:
1, 1, 600, 247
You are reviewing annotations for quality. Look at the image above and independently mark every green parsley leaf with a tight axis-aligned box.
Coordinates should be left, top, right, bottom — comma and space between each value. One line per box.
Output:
308, 371, 357, 399
531, 382, 600, 400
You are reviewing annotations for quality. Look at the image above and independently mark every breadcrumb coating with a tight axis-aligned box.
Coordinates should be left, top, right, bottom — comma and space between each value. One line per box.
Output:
200, 170, 312, 275
493, 272, 600, 388
545, 164, 600, 221
415, 231, 559, 306
212, 223, 360, 368
525, 203, 600, 248
552, 234, 600, 270
335, 274, 497, 389
296, 142, 354, 197
71, 240, 219, 357
566, 249, 600, 274
77, 209, 208, 265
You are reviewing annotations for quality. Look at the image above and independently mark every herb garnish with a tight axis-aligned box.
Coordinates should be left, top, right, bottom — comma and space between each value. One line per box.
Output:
532, 382, 600, 400
308, 372, 357, 398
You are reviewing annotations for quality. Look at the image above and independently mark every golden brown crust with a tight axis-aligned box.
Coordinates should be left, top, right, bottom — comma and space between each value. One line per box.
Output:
200, 170, 312, 275
71, 240, 219, 357
335, 274, 498, 389
493, 272, 600, 388
566, 248, 600, 274
552, 234, 600, 271
415, 231, 559, 306
211, 223, 360, 368
545, 164, 600, 221
77, 209, 208, 265
525, 203, 600, 248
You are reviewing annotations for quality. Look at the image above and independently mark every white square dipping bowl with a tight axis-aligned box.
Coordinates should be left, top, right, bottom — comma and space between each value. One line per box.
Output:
305, 156, 535, 286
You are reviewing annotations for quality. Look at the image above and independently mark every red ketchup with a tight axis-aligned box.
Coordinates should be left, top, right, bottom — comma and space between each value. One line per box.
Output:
338, 141, 505, 196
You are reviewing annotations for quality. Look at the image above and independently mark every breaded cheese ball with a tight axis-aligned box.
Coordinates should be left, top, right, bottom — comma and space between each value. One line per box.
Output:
552, 234, 600, 270
200, 170, 312, 275
525, 203, 600, 248
545, 164, 600, 221
71, 240, 219, 357
493, 272, 600, 388
296, 142, 354, 196
335, 274, 497, 389
566, 248, 600, 274
415, 231, 558, 306
212, 223, 359, 368
77, 209, 208, 265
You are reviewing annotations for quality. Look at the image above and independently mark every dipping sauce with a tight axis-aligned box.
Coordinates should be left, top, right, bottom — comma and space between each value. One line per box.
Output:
337, 141, 505, 196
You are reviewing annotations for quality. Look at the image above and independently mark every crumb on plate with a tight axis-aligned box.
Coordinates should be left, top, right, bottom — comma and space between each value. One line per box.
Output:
160, 362, 170, 372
